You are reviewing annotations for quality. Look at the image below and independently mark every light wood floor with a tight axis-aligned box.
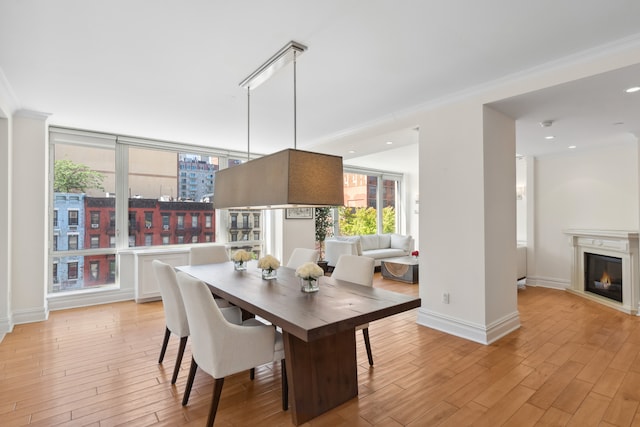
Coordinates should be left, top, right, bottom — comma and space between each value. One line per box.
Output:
3, 276, 640, 426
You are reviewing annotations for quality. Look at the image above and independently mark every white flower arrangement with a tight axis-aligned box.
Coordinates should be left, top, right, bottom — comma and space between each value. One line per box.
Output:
257, 255, 280, 272
232, 249, 252, 263
295, 262, 324, 281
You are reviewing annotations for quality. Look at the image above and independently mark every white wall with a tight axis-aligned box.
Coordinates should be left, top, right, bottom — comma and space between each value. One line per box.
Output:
0, 111, 10, 334
11, 111, 49, 325
344, 143, 420, 247
529, 142, 639, 288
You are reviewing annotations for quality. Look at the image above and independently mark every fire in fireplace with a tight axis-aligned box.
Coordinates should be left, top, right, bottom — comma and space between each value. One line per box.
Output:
584, 252, 623, 302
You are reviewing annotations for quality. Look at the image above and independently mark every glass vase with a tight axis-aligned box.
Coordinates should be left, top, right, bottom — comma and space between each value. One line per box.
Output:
234, 261, 247, 271
262, 268, 277, 280
300, 277, 319, 293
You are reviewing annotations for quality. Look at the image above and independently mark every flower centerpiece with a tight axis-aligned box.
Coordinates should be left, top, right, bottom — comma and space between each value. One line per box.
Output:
295, 261, 324, 293
257, 254, 280, 280
232, 249, 252, 271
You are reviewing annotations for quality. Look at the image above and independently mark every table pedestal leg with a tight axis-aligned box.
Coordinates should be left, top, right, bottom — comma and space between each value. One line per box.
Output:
283, 329, 358, 425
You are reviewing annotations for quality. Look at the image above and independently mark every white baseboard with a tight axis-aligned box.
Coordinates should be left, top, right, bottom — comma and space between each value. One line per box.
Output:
12, 305, 49, 325
0, 315, 13, 335
48, 288, 135, 311
524, 275, 570, 290
417, 308, 520, 345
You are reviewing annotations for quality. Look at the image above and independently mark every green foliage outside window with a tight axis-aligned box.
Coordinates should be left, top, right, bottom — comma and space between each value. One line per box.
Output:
54, 159, 105, 193
338, 206, 395, 236
382, 205, 396, 233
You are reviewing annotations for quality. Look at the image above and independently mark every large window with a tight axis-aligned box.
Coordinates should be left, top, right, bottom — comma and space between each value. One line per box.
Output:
49, 127, 254, 295
50, 138, 116, 293
337, 169, 401, 236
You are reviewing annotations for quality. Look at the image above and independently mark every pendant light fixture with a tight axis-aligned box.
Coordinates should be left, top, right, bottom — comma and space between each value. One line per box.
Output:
212, 41, 344, 210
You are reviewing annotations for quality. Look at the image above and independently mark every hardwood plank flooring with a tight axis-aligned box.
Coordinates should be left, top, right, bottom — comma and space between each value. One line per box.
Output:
4, 276, 640, 426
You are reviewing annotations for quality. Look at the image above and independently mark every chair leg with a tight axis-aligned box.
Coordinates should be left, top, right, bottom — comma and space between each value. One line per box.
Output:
206, 378, 225, 427
158, 326, 171, 363
362, 328, 374, 366
281, 359, 288, 411
172, 336, 188, 384
249, 367, 255, 380
182, 357, 198, 406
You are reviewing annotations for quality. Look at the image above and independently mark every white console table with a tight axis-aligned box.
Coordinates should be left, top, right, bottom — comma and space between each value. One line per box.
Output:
119, 248, 190, 302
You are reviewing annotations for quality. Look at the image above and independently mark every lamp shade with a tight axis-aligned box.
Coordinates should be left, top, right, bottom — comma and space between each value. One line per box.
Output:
213, 149, 344, 209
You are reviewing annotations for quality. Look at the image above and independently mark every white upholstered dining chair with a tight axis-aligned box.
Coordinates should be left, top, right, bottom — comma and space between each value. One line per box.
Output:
176, 271, 288, 426
331, 254, 376, 366
190, 244, 232, 308
190, 244, 230, 265
152, 260, 242, 385
286, 248, 319, 269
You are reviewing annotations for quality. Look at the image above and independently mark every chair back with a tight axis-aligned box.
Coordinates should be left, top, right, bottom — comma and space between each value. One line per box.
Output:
152, 260, 189, 337
190, 244, 229, 265
286, 248, 319, 269
332, 255, 375, 287
176, 271, 275, 378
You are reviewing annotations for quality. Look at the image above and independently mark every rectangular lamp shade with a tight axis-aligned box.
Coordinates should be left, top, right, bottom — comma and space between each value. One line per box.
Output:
213, 149, 344, 209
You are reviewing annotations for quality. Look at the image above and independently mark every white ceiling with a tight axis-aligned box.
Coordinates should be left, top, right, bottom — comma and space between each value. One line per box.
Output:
1, 1, 640, 161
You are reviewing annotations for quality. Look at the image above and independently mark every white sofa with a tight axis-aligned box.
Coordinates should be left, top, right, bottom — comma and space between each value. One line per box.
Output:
325, 233, 414, 267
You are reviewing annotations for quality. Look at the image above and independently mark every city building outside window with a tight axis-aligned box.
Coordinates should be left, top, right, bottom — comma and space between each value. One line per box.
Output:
90, 211, 100, 228
90, 261, 99, 280
145, 212, 153, 229
68, 234, 78, 250
68, 210, 79, 226
68, 262, 78, 280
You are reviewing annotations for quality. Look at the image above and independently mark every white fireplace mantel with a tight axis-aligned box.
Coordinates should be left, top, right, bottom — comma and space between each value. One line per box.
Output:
564, 229, 640, 314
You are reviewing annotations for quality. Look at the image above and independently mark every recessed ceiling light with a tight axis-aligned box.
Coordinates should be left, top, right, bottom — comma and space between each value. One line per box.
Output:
348, 150, 355, 154
613, 121, 625, 126
386, 141, 393, 145
625, 86, 640, 93
545, 135, 555, 140
568, 145, 577, 149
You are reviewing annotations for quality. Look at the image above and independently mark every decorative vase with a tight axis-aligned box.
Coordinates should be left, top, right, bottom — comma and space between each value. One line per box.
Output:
300, 277, 319, 293
234, 261, 246, 271
262, 268, 277, 280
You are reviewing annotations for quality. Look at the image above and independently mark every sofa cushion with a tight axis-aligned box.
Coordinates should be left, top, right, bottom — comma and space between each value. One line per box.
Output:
363, 248, 407, 259
360, 234, 379, 251
378, 234, 391, 248
334, 235, 362, 255
390, 234, 412, 252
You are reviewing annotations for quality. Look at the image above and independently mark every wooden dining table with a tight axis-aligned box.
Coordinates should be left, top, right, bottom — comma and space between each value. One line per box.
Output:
176, 261, 421, 425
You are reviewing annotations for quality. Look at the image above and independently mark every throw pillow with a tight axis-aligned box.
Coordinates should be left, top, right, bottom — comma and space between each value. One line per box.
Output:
360, 234, 380, 251
378, 234, 391, 248
390, 234, 411, 252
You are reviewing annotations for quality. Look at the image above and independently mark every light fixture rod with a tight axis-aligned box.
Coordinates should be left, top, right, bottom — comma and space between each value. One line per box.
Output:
247, 88, 250, 161
239, 41, 307, 90
293, 49, 297, 150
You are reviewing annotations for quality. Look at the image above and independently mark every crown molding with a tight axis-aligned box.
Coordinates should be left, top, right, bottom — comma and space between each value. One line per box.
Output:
309, 33, 640, 147
14, 109, 51, 120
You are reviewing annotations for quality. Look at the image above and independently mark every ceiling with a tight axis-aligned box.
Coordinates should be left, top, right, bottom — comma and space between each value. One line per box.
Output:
1, 1, 640, 161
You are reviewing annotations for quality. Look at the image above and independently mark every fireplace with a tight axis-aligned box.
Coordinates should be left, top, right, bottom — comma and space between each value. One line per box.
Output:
584, 252, 622, 302
565, 229, 640, 315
